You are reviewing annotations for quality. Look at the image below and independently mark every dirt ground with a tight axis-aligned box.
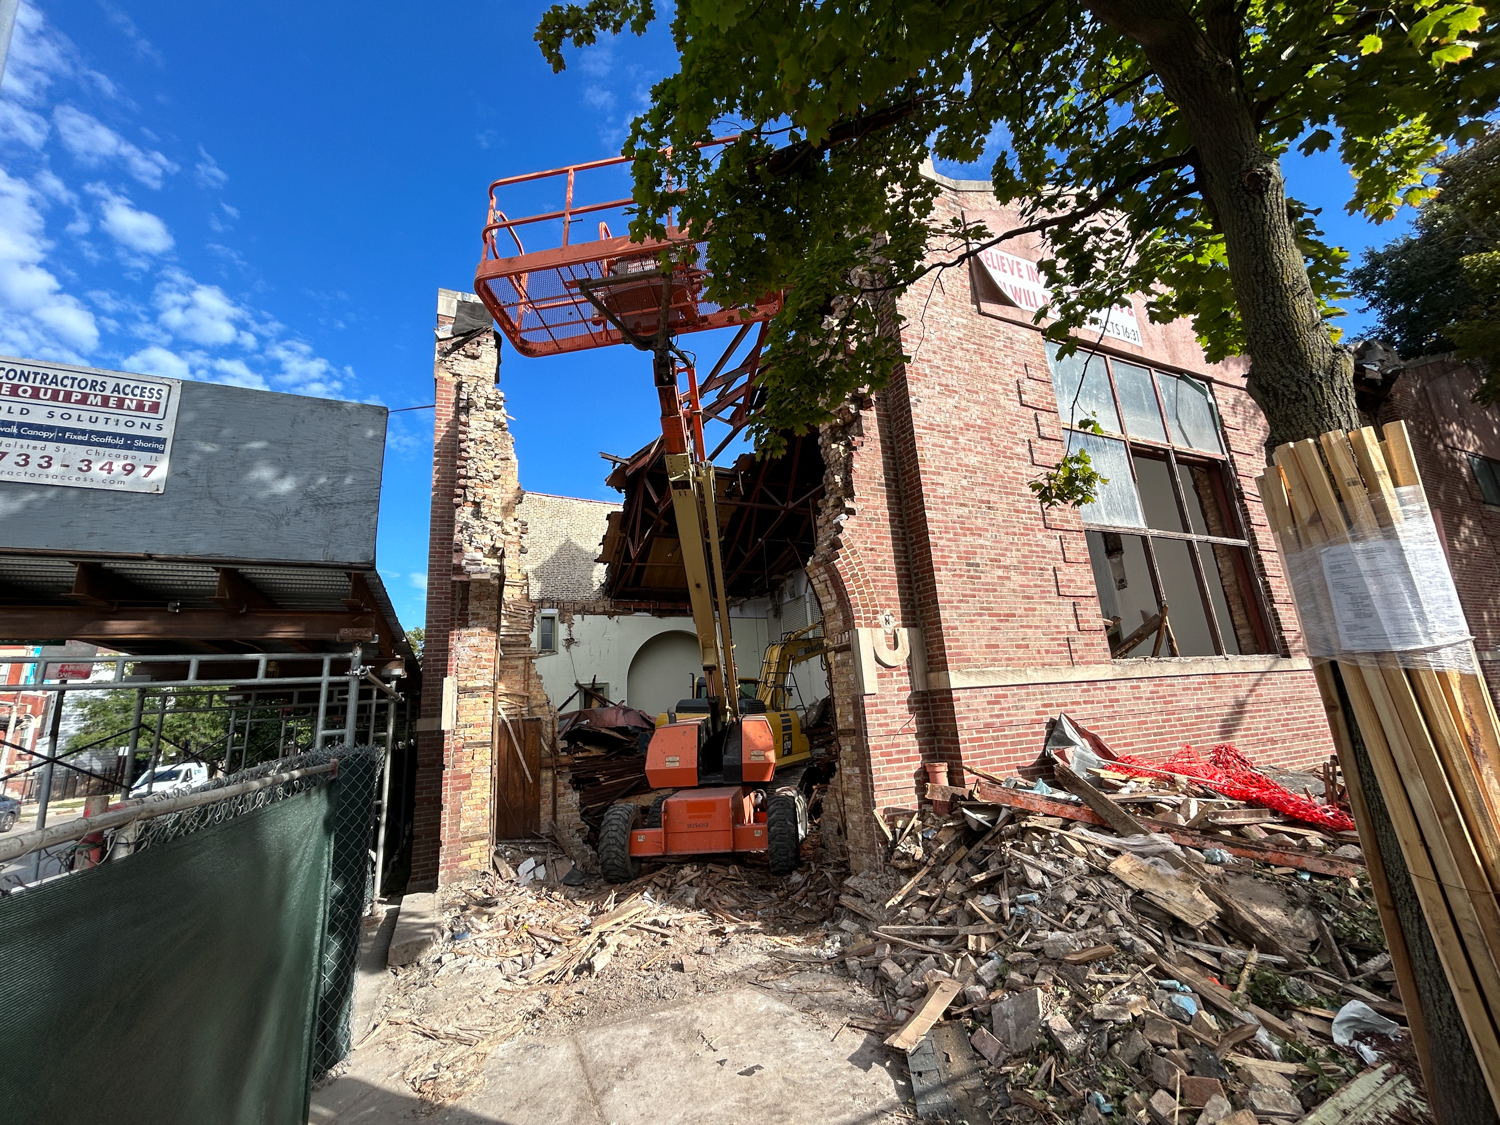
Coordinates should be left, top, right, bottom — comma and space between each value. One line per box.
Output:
313, 834, 913, 1121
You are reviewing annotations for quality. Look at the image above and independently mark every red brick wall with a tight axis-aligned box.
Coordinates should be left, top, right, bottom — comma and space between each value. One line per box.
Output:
411, 296, 548, 888
1379, 356, 1500, 699
410, 357, 458, 888
813, 177, 1334, 867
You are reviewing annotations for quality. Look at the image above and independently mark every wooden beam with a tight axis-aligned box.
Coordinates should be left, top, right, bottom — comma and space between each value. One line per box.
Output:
0, 606, 379, 643
211, 567, 275, 613
66, 561, 142, 608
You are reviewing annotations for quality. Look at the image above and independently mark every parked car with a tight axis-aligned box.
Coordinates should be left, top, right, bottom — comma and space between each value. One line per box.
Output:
0, 792, 19, 832
129, 762, 209, 798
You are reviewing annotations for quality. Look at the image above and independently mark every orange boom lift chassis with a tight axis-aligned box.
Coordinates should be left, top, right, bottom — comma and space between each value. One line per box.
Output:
474, 147, 809, 881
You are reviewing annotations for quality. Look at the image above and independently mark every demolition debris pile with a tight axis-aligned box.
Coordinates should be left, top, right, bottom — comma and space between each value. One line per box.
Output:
358, 723, 1425, 1122
829, 731, 1425, 1124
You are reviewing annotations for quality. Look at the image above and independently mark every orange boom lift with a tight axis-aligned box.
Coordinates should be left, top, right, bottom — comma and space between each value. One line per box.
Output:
473, 147, 809, 881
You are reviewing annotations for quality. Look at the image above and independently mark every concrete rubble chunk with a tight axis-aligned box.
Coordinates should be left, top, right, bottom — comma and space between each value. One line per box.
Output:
1248, 1083, 1305, 1117
1142, 1011, 1180, 1048
1112, 1027, 1149, 1067
1147, 1088, 1181, 1125
387, 893, 442, 967
1045, 1012, 1086, 1056
1196, 1093, 1234, 1125
1179, 1075, 1225, 1108
991, 987, 1044, 1057
1146, 1052, 1185, 1089
1217, 1112, 1259, 1125
969, 1025, 1003, 1063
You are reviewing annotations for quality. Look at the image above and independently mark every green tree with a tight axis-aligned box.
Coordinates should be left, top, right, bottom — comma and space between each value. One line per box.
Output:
537, 0, 1497, 453
535, 4, 1500, 1115
406, 626, 425, 663
67, 689, 230, 764
1351, 128, 1500, 401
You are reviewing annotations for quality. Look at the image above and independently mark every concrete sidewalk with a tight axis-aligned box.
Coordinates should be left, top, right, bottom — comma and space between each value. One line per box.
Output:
311, 987, 909, 1125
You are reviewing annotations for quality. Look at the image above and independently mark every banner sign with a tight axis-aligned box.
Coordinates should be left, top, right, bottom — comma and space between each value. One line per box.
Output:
0, 358, 181, 493
977, 248, 1143, 347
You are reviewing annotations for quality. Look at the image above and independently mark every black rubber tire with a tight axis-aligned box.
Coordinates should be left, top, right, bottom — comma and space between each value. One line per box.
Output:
646, 792, 670, 829
0, 811, 15, 833
599, 803, 642, 883
766, 794, 802, 876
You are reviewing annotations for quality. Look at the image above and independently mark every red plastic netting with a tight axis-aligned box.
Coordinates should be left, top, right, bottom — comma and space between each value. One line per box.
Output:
1110, 743, 1356, 833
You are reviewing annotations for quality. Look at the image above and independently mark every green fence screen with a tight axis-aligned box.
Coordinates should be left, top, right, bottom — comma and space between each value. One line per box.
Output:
0, 784, 334, 1125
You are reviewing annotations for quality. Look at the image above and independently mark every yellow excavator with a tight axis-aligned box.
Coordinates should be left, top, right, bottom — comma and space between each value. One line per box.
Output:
655, 621, 831, 771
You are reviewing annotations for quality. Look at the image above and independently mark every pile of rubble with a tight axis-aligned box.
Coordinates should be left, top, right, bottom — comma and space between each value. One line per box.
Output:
358, 719, 1425, 1123
828, 735, 1425, 1124
357, 834, 865, 1108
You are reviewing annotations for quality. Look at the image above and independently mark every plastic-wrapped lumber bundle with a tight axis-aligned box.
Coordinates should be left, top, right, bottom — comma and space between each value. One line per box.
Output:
1257, 421, 1500, 1113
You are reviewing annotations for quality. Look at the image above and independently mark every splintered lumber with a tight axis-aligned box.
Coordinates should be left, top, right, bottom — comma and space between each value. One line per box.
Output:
1108, 853, 1219, 927
1258, 421, 1500, 1112
1294, 1062, 1427, 1125
885, 979, 964, 1050
1053, 760, 1152, 837
968, 780, 1364, 878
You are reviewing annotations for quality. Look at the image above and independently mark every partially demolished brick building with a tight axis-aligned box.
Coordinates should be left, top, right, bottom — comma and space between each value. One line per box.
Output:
410, 170, 1376, 886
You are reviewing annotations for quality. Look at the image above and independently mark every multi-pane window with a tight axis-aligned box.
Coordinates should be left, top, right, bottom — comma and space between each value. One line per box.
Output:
537, 612, 558, 654
1046, 344, 1270, 659
1469, 452, 1500, 506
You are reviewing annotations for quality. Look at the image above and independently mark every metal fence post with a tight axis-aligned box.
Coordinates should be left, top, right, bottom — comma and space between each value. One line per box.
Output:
144, 695, 166, 794
121, 690, 145, 794
341, 644, 362, 747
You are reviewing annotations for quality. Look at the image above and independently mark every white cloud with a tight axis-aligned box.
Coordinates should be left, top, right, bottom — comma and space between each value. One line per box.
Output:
2, 5, 70, 107
89, 185, 174, 254
266, 338, 350, 398
194, 146, 227, 189
582, 86, 616, 113
408, 573, 428, 592
209, 358, 269, 390
0, 103, 50, 149
99, 3, 164, 66
54, 106, 177, 188
153, 269, 247, 344
579, 42, 614, 78
122, 343, 190, 380
0, 168, 99, 357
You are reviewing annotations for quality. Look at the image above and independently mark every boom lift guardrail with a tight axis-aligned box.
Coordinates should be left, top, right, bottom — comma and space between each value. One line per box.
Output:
473, 147, 810, 880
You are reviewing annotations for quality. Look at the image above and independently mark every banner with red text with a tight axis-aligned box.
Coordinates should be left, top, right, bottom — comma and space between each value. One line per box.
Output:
0, 357, 181, 493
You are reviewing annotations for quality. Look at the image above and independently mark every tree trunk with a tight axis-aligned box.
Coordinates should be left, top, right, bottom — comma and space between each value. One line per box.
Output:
1088, 0, 1361, 451
1085, 5, 1497, 1122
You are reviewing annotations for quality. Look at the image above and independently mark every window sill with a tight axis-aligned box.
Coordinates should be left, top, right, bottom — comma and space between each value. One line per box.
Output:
927, 654, 1311, 691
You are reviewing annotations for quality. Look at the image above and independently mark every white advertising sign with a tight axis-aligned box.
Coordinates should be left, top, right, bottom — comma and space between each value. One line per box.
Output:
0, 358, 181, 493
977, 248, 1143, 347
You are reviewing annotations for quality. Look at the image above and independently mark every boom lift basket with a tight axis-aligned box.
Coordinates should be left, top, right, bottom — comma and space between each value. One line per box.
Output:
474, 149, 780, 357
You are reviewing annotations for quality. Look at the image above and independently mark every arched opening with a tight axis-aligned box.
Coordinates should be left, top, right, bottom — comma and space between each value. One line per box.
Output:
626, 631, 702, 717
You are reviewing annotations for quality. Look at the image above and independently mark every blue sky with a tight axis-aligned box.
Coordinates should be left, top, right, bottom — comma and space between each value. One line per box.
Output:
0, 2, 1412, 634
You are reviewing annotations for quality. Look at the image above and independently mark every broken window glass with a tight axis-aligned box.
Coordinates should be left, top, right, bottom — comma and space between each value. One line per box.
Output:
1086, 531, 1157, 648
1046, 346, 1268, 658
1047, 342, 1121, 433
1132, 453, 1186, 533
1069, 432, 1143, 527
1112, 360, 1168, 444
1158, 373, 1223, 453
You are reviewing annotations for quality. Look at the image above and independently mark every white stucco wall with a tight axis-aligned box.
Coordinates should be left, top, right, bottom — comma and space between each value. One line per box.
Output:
533, 611, 773, 713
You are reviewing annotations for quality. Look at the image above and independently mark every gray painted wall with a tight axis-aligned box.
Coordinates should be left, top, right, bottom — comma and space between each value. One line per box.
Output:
0, 366, 387, 566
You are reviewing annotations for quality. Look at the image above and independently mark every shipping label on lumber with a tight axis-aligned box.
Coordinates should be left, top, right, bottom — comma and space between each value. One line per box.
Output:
0, 358, 181, 493
1317, 518, 1470, 656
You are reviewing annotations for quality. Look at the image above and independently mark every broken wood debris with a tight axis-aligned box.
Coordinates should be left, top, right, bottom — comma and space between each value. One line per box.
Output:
832, 733, 1425, 1124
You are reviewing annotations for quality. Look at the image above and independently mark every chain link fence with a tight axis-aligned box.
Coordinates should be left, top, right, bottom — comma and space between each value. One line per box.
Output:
129, 743, 384, 1077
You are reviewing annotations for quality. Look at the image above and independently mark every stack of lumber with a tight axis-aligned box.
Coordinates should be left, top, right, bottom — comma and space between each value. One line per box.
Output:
1256, 420, 1500, 1108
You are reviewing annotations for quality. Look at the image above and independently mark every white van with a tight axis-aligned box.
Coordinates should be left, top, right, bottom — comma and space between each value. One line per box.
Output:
129, 762, 209, 797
